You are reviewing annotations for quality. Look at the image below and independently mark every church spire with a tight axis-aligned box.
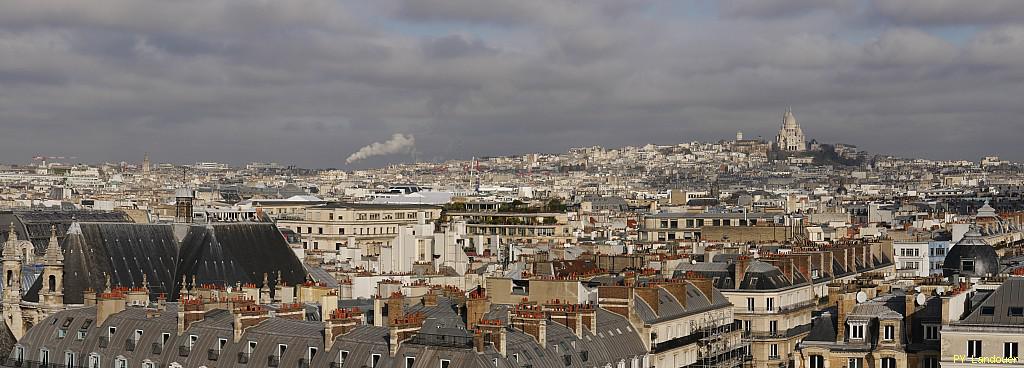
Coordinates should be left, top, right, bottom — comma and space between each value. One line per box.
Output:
4, 222, 20, 259
43, 225, 64, 263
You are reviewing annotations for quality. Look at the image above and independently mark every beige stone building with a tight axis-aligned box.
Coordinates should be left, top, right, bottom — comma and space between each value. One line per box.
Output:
277, 203, 442, 255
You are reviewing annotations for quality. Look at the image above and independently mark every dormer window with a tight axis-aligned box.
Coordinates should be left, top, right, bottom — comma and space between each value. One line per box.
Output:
883, 325, 895, 341
962, 259, 975, 272
849, 323, 865, 340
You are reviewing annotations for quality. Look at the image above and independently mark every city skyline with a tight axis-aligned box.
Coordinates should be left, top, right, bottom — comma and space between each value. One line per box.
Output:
2, 1, 1023, 167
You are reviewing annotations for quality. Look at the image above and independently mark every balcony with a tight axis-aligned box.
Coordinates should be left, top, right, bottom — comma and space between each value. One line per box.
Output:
178, 345, 191, 357
208, 349, 220, 361
268, 355, 281, 367
746, 323, 812, 340
238, 352, 250, 364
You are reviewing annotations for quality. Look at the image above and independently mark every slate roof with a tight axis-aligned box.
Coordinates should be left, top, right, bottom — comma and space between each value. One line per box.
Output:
959, 277, 1024, 325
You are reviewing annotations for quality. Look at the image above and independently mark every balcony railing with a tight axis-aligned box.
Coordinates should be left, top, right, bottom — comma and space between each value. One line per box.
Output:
208, 349, 220, 361
238, 352, 250, 364
178, 345, 191, 357
124, 339, 136, 352
409, 333, 475, 348
98, 336, 109, 348
151, 342, 162, 355
268, 355, 281, 367
746, 323, 812, 340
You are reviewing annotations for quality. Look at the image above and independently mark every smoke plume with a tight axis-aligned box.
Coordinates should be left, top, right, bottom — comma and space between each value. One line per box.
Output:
345, 133, 416, 164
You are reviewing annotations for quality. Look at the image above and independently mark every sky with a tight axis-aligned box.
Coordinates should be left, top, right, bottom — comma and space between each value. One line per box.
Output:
1, 0, 1023, 168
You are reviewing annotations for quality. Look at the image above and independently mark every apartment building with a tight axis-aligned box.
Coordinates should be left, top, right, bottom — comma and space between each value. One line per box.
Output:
942, 277, 1024, 368
277, 203, 442, 255
443, 211, 579, 245
640, 212, 796, 243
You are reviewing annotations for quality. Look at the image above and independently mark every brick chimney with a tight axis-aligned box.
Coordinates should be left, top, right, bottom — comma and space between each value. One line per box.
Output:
96, 290, 127, 327
510, 304, 546, 348
422, 289, 438, 307
325, 308, 363, 351
904, 292, 915, 343
634, 286, 660, 315
475, 319, 507, 356
275, 303, 306, 320
836, 290, 856, 343
821, 251, 833, 278
386, 292, 405, 324
232, 304, 270, 342
177, 296, 205, 335
543, 301, 596, 338
389, 312, 426, 356
466, 287, 491, 328
734, 256, 751, 286
658, 282, 689, 308
597, 286, 633, 318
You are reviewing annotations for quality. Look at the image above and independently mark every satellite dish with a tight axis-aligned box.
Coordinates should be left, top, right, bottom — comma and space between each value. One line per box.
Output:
856, 291, 868, 303
935, 286, 946, 295
916, 293, 926, 306
914, 286, 921, 293
691, 259, 698, 264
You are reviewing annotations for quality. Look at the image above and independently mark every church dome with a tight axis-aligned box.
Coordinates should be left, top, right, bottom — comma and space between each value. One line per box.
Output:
782, 108, 798, 128
942, 226, 1000, 278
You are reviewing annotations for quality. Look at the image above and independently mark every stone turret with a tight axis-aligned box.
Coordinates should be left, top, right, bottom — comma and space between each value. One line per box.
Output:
2, 222, 25, 338
40, 225, 65, 311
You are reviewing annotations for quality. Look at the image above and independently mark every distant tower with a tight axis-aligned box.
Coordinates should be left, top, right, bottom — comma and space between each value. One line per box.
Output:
736, 131, 744, 141
3, 223, 26, 338
142, 152, 152, 176
776, 107, 807, 152
175, 188, 194, 223
39, 225, 65, 313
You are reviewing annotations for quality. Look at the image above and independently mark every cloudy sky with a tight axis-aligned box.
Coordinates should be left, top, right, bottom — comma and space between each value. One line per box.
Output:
2, 0, 1023, 168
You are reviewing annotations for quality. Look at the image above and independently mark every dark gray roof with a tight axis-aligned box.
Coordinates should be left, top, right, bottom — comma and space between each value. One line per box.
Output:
960, 277, 1024, 325
943, 228, 1000, 278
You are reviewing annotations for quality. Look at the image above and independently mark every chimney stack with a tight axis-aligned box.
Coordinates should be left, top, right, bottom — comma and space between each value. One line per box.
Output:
325, 308, 364, 351
543, 301, 596, 338
836, 290, 856, 343
510, 304, 547, 348
466, 288, 490, 328
389, 312, 426, 356
232, 304, 269, 342
96, 290, 128, 327
735, 256, 751, 286
177, 296, 205, 335
597, 286, 632, 318
475, 319, 507, 356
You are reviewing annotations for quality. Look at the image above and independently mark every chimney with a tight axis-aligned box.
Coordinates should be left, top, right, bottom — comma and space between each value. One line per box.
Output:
597, 286, 633, 318
822, 251, 833, 278
325, 308, 364, 351
735, 256, 751, 286
386, 292, 405, 324
905, 292, 915, 343
634, 286, 660, 315
623, 271, 636, 287
836, 290, 856, 343
275, 303, 306, 320
475, 319, 507, 356
466, 288, 490, 328
388, 312, 426, 356
658, 282, 689, 307
792, 254, 812, 280
543, 301, 595, 338
687, 277, 716, 302
510, 304, 546, 348
177, 296, 205, 335
96, 290, 128, 327
422, 289, 438, 307
232, 304, 269, 342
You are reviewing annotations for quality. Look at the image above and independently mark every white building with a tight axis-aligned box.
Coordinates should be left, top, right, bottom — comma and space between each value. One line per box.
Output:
776, 107, 807, 152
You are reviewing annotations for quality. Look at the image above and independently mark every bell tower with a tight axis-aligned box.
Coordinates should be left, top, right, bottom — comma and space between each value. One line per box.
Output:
3, 223, 25, 338
39, 225, 65, 313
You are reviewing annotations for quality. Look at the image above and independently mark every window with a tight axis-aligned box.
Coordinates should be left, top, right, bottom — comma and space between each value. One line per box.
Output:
848, 358, 862, 368
850, 324, 865, 339
924, 325, 939, 340
218, 338, 228, 352
440, 359, 451, 368
743, 320, 751, 332
968, 340, 982, 358
162, 333, 171, 348
277, 344, 287, 357
340, 351, 349, 365
884, 325, 895, 341
406, 356, 416, 368
512, 354, 519, 363
1006, 342, 1019, 359
769, 321, 778, 335
747, 298, 755, 311
248, 341, 257, 354
64, 351, 75, 367
308, 347, 318, 360
766, 297, 775, 311
769, 344, 779, 358
962, 259, 975, 272
189, 334, 198, 348
1010, 307, 1024, 317
13, 346, 24, 364
372, 354, 382, 368
982, 306, 995, 315
809, 355, 824, 368
115, 356, 128, 368
134, 329, 144, 342
108, 326, 116, 339
87, 353, 100, 368
318, 227, 323, 234
881, 358, 896, 368
39, 349, 49, 365
924, 357, 939, 368
142, 361, 155, 368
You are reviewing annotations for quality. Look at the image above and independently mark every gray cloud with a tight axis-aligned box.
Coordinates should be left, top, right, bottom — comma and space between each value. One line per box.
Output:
0, 0, 1023, 168
871, 0, 1024, 26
